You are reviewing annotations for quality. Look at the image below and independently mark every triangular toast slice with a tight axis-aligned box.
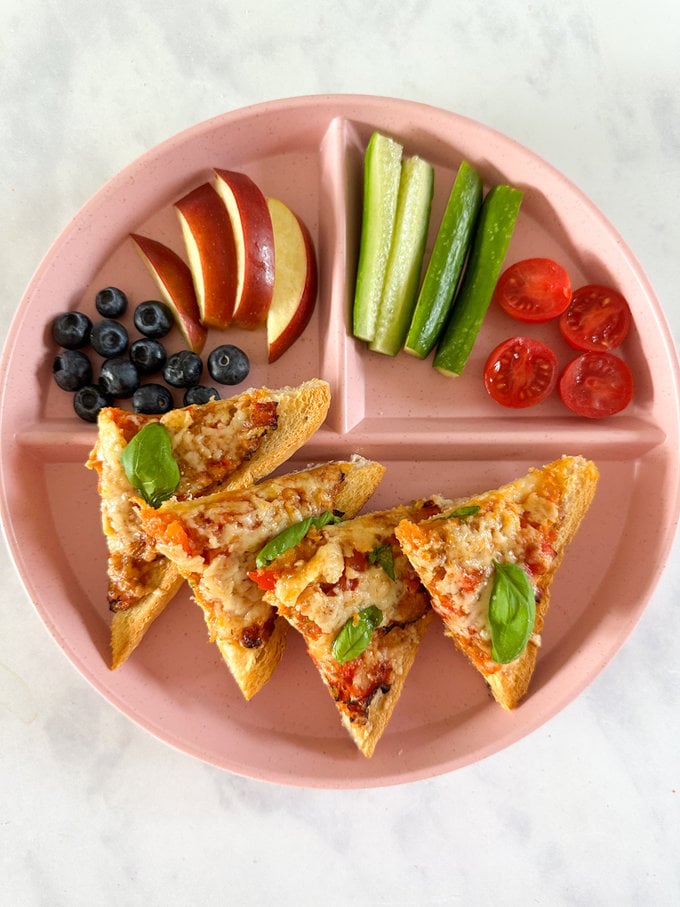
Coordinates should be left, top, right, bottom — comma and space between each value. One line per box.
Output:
395, 456, 599, 710
137, 456, 386, 699
251, 498, 446, 756
86, 379, 331, 668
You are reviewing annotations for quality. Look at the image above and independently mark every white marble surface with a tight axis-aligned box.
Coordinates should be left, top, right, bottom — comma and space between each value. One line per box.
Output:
2, 1, 680, 904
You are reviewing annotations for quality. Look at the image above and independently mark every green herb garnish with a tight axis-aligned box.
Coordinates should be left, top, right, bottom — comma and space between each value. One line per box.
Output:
435, 504, 481, 522
488, 560, 536, 664
368, 543, 395, 580
332, 605, 383, 664
255, 510, 343, 568
120, 422, 180, 509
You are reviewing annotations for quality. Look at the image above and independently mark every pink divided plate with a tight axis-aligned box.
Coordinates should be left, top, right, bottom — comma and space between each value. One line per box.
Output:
1, 95, 679, 788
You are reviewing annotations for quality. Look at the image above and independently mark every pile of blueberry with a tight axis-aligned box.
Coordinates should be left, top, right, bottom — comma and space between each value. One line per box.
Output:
52, 287, 251, 422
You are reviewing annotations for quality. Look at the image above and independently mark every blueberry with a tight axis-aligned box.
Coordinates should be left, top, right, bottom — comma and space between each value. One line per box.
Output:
99, 357, 140, 398
73, 384, 112, 422
134, 300, 174, 339
207, 344, 250, 385
132, 384, 174, 415
91, 319, 129, 357
51, 311, 92, 349
129, 338, 167, 375
95, 287, 128, 318
53, 349, 93, 391
163, 350, 203, 388
183, 385, 220, 406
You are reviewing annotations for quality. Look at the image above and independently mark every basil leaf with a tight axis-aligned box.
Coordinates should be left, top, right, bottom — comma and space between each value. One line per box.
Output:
488, 560, 536, 664
120, 422, 180, 509
332, 606, 383, 664
435, 504, 481, 521
368, 543, 395, 580
255, 510, 343, 568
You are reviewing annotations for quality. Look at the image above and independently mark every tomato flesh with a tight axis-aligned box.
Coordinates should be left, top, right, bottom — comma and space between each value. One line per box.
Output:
247, 568, 278, 591
558, 351, 633, 418
559, 284, 631, 351
493, 258, 572, 322
484, 336, 558, 408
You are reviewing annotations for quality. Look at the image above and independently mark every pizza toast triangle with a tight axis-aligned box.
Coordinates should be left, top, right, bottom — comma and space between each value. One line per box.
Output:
395, 455, 599, 710
136, 456, 386, 700
251, 498, 448, 757
85, 379, 331, 669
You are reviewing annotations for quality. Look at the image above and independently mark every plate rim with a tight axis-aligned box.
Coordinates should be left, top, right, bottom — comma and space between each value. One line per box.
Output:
2, 93, 680, 788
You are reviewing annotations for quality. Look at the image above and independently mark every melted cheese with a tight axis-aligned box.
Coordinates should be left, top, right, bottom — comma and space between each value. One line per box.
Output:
149, 464, 346, 635
399, 485, 559, 660
89, 393, 276, 604
524, 491, 559, 525
269, 503, 433, 637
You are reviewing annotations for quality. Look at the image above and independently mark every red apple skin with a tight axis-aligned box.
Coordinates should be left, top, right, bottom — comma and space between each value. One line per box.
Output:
265, 198, 318, 364
174, 182, 238, 329
130, 233, 208, 352
213, 168, 275, 329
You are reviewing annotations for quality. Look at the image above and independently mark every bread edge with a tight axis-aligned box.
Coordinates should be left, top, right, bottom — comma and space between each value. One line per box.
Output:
105, 378, 331, 669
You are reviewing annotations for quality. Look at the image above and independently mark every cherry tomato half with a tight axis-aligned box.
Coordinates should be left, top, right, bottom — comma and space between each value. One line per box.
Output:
484, 337, 558, 408
558, 351, 633, 419
493, 258, 572, 323
559, 284, 632, 351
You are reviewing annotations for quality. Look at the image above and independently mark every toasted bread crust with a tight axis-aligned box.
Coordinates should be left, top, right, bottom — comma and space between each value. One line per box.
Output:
334, 456, 387, 518
260, 499, 441, 755
138, 457, 385, 699
110, 565, 185, 669
221, 379, 331, 490
486, 457, 599, 709
396, 456, 599, 710
342, 613, 432, 758
308, 612, 432, 758
213, 618, 288, 701
87, 380, 331, 668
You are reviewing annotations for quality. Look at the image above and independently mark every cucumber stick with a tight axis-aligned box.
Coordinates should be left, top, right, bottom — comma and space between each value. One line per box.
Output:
369, 155, 434, 356
404, 161, 482, 359
433, 185, 523, 377
352, 132, 403, 342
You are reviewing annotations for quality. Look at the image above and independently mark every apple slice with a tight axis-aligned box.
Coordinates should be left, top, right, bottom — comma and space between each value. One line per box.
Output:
214, 168, 275, 329
174, 182, 238, 329
265, 197, 318, 363
130, 233, 208, 352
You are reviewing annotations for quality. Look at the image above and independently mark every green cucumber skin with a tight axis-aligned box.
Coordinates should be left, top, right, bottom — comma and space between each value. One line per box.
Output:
352, 132, 403, 342
404, 161, 483, 359
433, 185, 523, 377
369, 156, 435, 357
